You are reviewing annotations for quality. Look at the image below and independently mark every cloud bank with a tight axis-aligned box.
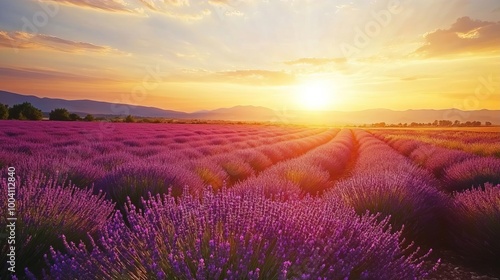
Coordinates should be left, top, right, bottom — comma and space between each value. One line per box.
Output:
416, 17, 500, 57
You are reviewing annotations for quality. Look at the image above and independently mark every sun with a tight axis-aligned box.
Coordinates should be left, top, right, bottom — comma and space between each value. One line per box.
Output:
295, 80, 334, 111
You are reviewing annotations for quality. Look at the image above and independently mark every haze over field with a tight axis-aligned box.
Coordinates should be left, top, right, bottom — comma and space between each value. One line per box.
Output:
0, 0, 499, 113
1, 90, 499, 124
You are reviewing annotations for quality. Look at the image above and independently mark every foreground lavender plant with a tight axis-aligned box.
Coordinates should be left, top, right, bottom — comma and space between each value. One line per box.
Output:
0, 177, 114, 277
449, 183, 500, 263
43, 188, 436, 279
232, 174, 302, 200
328, 169, 450, 246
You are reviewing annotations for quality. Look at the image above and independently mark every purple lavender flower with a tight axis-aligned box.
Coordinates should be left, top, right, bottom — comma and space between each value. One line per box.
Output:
0, 177, 114, 277
44, 188, 435, 279
448, 183, 500, 262
442, 157, 500, 192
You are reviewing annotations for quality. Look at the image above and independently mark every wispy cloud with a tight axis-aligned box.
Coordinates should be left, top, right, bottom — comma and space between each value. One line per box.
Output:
400, 76, 419, 81
399, 75, 438, 81
415, 17, 500, 57
208, 0, 230, 4
41, 0, 203, 17
0, 66, 114, 82
284, 57, 347, 66
0, 31, 126, 54
138, 0, 189, 10
216, 70, 296, 85
169, 69, 296, 86
207, 0, 246, 19
335, 4, 358, 14
164, 9, 212, 21
138, 0, 212, 21
42, 0, 138, 13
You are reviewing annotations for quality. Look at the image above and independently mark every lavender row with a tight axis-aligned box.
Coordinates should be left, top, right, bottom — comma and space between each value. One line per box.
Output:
325, 130, 450, 245
37, 188, 436, 279
233, 128, 355, 197
372, 132, 500, 193
95, 129, 339, 208
369, 129, 500, 157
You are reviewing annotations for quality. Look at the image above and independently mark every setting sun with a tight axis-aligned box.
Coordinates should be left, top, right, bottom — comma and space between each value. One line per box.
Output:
295, 80, 335, 111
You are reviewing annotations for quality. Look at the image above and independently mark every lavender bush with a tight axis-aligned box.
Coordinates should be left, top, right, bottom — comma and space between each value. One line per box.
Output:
95, 163, 203, 207
442, 157, 500, 192
276, 162, 331, 194
42, 188, 436, 279
328, 169, 450, 245
213, 155, 256, 185
448, 183, 500, 263
236, 150, 273, 172
0, 177, 114, 277
232, 174, 302, 200
184, 159, 229, 191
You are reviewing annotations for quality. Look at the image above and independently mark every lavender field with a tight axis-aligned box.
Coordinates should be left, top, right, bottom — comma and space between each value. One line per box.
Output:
1, 121, 499, 279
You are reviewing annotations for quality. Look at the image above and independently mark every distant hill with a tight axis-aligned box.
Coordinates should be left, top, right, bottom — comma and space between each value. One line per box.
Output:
1, 90, 499, 124
0, 90, 189, 118
190, 106, 277, 121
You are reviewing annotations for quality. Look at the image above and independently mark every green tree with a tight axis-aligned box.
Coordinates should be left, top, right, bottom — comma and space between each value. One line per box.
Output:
0, 103, 8, 120
83, 114, 95, 122
49, 108, 71, 121
9, 102, 43, 120
69, 113, 81, 121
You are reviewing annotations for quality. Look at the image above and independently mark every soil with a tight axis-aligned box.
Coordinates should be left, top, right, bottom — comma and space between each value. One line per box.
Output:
425, 249, 499, 280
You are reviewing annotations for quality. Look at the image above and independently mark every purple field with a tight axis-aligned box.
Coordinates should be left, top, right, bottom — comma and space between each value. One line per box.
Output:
1, 121, 499, 279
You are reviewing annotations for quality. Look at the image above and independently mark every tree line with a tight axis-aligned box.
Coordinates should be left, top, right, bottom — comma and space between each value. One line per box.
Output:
1, 102, 496, 126
0, 102, 94, 121
371, 120, 493, 127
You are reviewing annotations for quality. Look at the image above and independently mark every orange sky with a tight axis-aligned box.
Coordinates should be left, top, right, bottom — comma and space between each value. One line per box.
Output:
0, 0, 499, 112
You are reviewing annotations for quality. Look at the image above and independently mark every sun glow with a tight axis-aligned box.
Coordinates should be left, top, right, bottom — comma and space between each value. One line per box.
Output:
295, 80, 335, 111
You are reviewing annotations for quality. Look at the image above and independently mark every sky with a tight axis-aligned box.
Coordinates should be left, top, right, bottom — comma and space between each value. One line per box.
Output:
0, 0, 499, 112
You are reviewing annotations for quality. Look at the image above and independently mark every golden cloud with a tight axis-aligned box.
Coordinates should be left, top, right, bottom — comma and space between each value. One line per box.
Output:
416, 17, 500, 57
138, 0, 212, 21
216, 70, 296, 85
168, 69, 296, 86
0, 66, 115, 82
0, 31, 126, 54
42, 0, 137, 13
284, 57, 347, 66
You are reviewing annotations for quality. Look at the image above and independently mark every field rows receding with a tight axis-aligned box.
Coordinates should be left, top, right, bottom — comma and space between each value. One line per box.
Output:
233, 128, 356, 197
370, 130, 500, 193
0, 121, 499, 279
369, 129, 500, 157
0, 122, 326, 188
96, 127, 339, 207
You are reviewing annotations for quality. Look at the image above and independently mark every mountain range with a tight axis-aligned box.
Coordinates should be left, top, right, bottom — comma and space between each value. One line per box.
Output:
1, 90, 499, 125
